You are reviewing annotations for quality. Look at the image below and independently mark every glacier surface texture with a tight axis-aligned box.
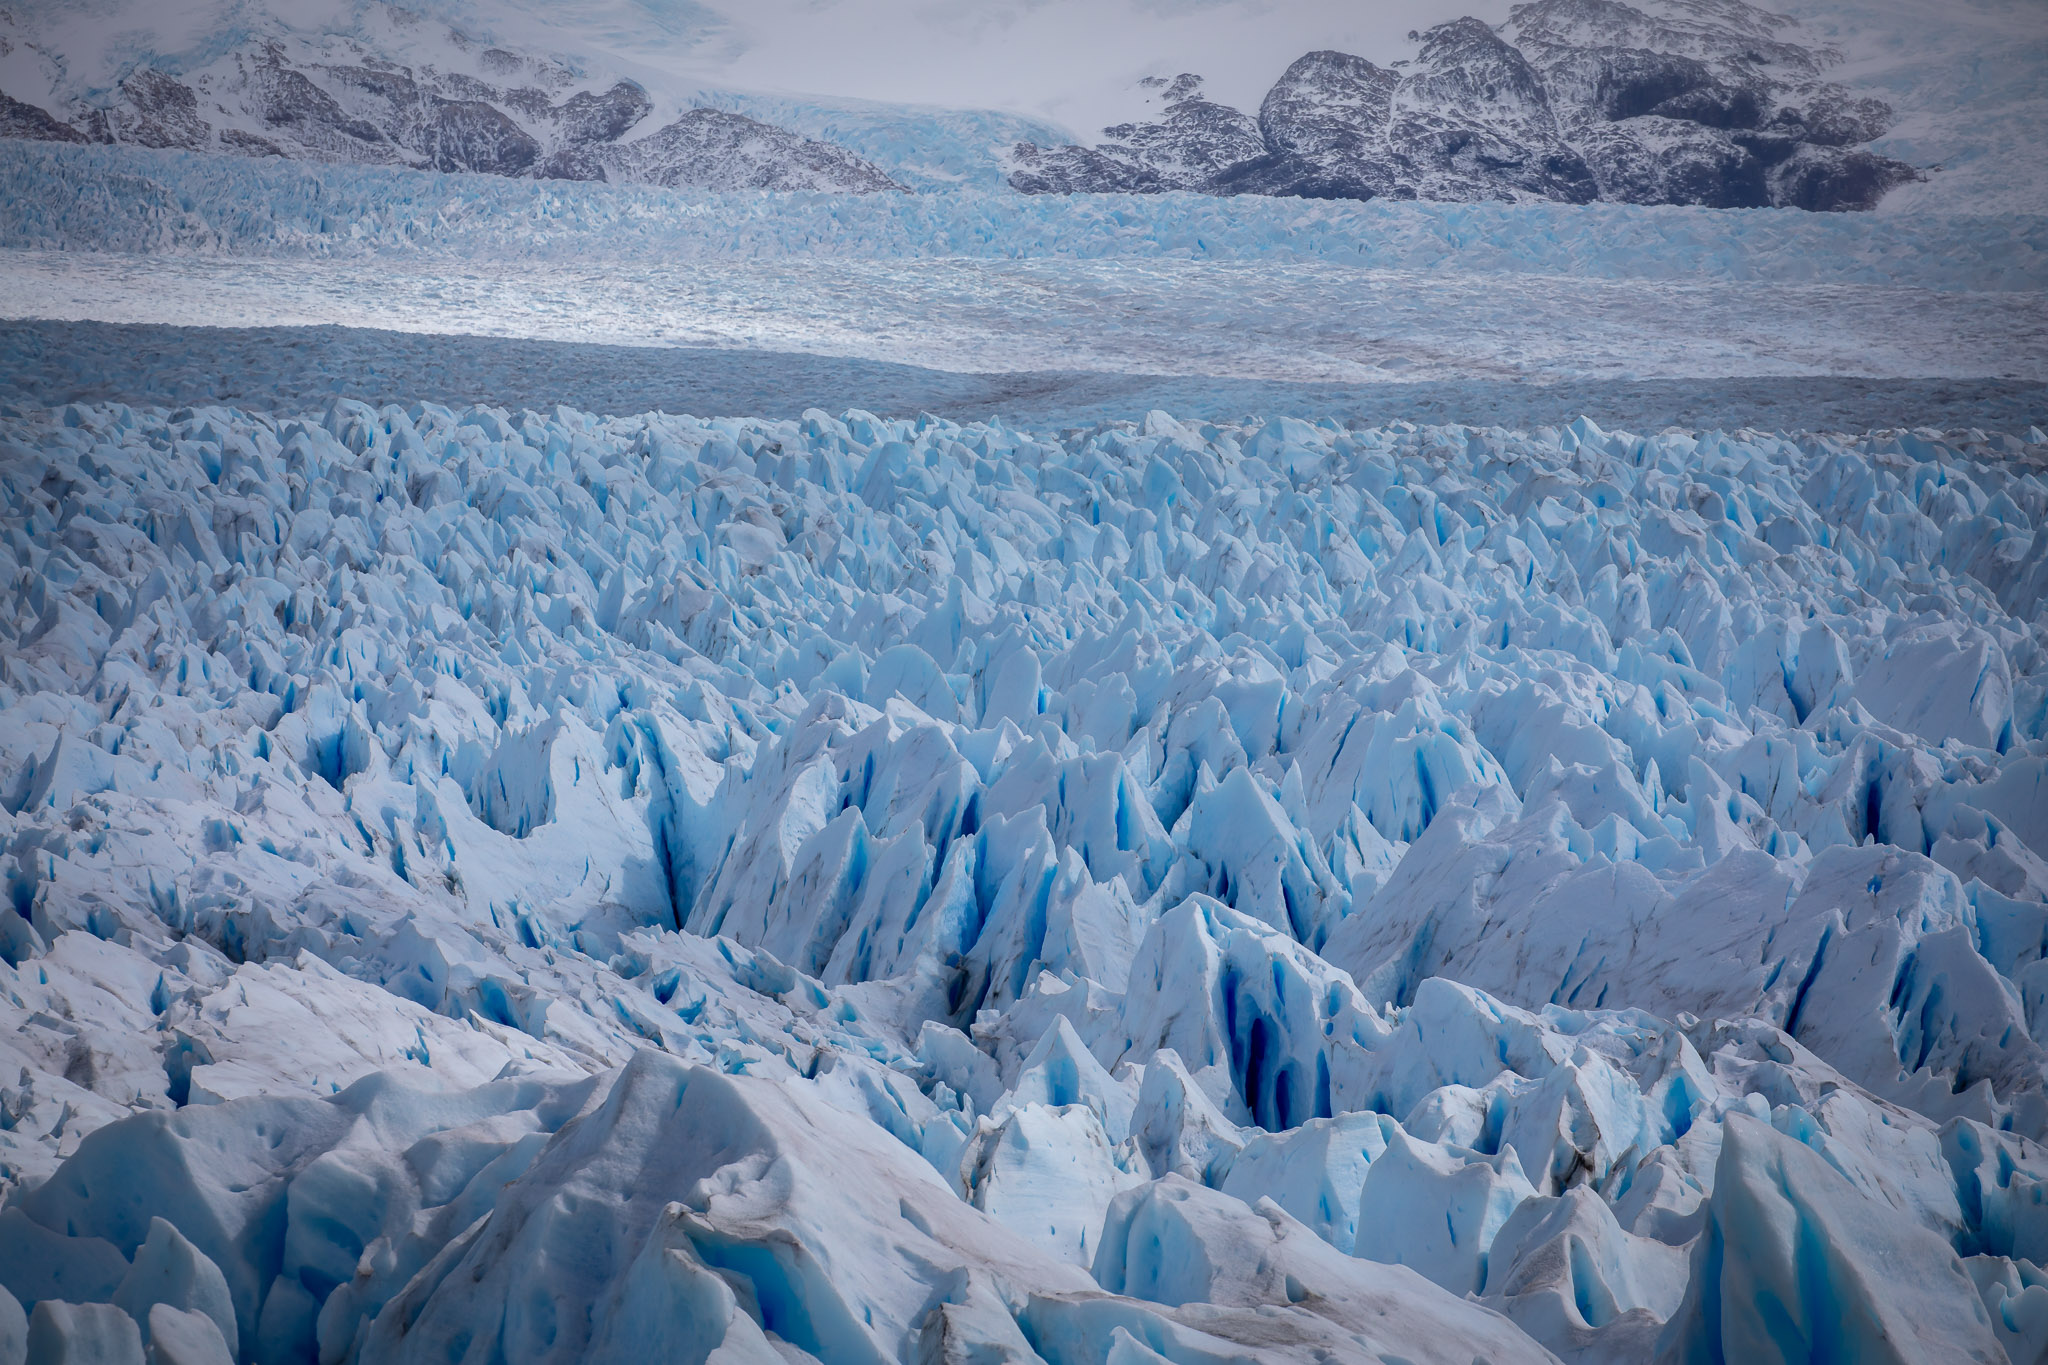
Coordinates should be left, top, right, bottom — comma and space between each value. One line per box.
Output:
0, 392, 2046, 1364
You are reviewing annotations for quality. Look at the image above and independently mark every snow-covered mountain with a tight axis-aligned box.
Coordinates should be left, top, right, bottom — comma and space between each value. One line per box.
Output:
0, 0, 1960, 208
0, 4, 905, 191
1012, 0, 1920, 210
0, 0, 2030, 208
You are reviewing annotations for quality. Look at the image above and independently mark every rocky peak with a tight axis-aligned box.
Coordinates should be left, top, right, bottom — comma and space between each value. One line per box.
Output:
1258, 51, 1399, 158
1505, 0, 1821, 73
1389, 16, 1596, 203
1406, 16, 1556, 126
604, 106, 906, 192
1009, 72, 1263, 194
1099, 73, 1265, 187
1201, 51, 1401, 200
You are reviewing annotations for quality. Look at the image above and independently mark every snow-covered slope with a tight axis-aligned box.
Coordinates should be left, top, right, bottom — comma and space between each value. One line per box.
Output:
1, 391, 2045, 1362
1784, 0, 2048, 216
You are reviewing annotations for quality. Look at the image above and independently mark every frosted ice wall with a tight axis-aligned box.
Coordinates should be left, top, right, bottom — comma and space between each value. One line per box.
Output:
1, 396, 2045, 1363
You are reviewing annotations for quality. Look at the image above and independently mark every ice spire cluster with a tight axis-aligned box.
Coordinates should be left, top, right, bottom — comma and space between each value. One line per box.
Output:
1, 395, 2045, 1362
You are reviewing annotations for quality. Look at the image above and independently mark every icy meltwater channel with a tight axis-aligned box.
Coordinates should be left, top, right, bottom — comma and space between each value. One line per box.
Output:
2, 394, 2047, 1364
4, 247, 2046, 386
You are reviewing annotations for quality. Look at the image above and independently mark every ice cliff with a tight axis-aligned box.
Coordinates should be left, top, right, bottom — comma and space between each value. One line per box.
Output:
0, 397, 2045, 1363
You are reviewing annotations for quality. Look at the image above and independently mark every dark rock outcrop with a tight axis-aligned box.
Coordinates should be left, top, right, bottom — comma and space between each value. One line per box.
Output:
603, 107, 905, 192
244, 63, 395, 161
0, 89, 87, 143
107, 69, 210, 151
427, 98, 540, 175
552, 82, 653, 146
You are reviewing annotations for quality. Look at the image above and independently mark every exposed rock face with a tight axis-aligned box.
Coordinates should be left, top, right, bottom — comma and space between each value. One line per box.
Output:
0, 90, 85, 143
552, 81, 653, 146
107, 69, 212, 151
0, 29, 902, 193
426, 98, 540, 175
1391, 17, 1598, 203
1225, 50, 1402, 199
601, 106, 908, 192
1502, 0, 1911, 209
1011, 0, 1916, 210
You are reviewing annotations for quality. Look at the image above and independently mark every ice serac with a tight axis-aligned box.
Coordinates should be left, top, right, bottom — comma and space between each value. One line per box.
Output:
24, 1302, 143, 1365
1659, 1112, 2004, 1364
1092, 1175, 1561, 1364
1353, 1124, 1542, 1296
141, 1306, 234, 1365
353, 1051, 1092, 1363
1481, 1185, 1688, 1363
112, 1218, 237, 1358
0, 395, 2041, 1364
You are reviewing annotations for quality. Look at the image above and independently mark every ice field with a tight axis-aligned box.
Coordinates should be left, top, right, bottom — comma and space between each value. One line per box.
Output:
6, 141, 2047, 284
1, 388, 2046, 1363
6, 247, 2048, 389
3, 41, 2048, 1361
1, 139, 2043, 430
11, 319, 2048, 434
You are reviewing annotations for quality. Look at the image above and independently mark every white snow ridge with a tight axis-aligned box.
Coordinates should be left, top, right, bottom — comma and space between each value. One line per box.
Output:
1, 392, 2044, 1364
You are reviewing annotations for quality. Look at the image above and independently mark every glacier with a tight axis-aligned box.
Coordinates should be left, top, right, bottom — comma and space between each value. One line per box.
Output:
5, 140, 2045, 288
1, 139, 2042, 434
6, 248, 2045, 398
6, 317, 2048, 440
1, 385, 2045, 1363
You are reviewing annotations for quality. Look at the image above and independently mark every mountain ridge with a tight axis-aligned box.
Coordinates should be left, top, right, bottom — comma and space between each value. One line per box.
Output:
0, 5, 908, 192
1010, 0, 1921, 210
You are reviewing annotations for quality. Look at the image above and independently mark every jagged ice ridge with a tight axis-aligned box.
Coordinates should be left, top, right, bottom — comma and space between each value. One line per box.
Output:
1, 397, 2047, 1363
